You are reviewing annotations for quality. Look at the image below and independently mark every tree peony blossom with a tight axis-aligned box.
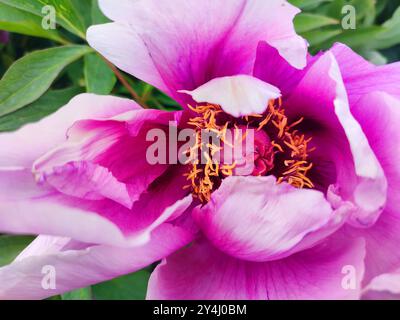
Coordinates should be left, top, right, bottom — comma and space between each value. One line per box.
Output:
0, 0, 399, 300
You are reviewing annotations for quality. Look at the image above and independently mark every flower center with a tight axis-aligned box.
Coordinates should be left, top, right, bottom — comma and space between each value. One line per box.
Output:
184, 99, 315, 203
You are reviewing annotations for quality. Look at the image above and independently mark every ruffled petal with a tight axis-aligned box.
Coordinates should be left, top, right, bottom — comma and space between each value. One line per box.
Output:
254, 42, 314, 97
147, 236, 366, 300
339, 92, 400, 284
0, 94, 139, 168
331, 43, 400, 103
285, 52, 387, 228
0, 168, 193, 247
32, 107, 182, 208
0, 222, 194, 300
193, 176, 345, 262
363, 268, 400, 300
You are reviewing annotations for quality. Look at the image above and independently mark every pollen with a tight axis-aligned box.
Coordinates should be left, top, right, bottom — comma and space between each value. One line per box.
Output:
184, 104, 235, 203
262, 99, 315, 189
183, 99, 316, 203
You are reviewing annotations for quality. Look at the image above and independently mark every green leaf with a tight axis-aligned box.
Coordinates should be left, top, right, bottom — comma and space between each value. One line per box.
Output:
92, 270, 151, 300
295, 13, 339, 33
84, 53, 116, 95
65, 59, 85, 87
0, 2, 66, 43
289, 0, 333, 10
0, 235, 34, 267
0, 86, 83, 132
91, 0, 110, 25
69, 0, 92, 32
361, 50, 388, 65
333, 26, 384, 50
302, 28, 342, 47
369, 7, 400, 50
0, 0, 91, 39
325, 0, 346, 19
351, 0, 377, 26
62, 287, 92, 300
376, 0, 390, 16
0, 45, 92, 118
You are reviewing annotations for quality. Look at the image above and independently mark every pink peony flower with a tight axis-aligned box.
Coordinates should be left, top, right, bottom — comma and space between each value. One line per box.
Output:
0, 0, 399, 300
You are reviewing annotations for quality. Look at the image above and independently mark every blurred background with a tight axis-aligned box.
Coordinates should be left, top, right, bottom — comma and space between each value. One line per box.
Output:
0, 0, 399, 299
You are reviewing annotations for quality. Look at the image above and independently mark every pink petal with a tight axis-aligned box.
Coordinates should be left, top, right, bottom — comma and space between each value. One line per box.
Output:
180, 75, 281, 117
32, 108, 182, 207
363, 268, 400, 300
339, 92, 400, 285
0, 94, 139, 168
0, 168, 193, 247
285, 52, 387, 228
193, 176, 345, 262
147, 236, 366, 300
254, 41, 314, 97
331, 43, 400, 104
87, 0, 306, 103
39, 161, 133, 208
0, 222, 194, 300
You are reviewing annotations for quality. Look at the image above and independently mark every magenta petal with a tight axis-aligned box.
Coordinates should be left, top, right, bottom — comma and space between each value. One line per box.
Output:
0, 94, 139, 168
147, 236, 365, 300
0, 223, 194, 300
87, 0, 306, 103
193, 176, 346, 262
254, 42, 314, 97
363, 269, 400, 300
285, 52, 387, 227
339, 92, 400, 284
33, 108, 181, 207
0, 167, 193, 247
40, 161, 132, 208
0, 169, 135, 246
331, 43, 400, 104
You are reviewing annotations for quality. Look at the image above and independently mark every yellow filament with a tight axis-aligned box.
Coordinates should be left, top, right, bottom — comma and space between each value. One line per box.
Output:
184, 104, 236, 203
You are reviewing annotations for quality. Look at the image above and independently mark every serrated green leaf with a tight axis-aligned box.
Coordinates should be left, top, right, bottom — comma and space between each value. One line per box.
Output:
92, 270, 150, 300
0, 0, 91, 39
84, 53, 116, 95
0, 86, 83, 132
295, 13, 339, 33
62, 287, 92, 300
0, 235, 34, 267
0, 45, 92, 118
0, 2, 66, 43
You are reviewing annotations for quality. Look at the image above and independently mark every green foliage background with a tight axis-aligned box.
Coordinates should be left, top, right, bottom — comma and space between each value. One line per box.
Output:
0, 0, 399, 300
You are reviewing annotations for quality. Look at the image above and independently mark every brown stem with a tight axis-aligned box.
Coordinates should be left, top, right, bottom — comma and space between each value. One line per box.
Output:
102, 57, 148, 108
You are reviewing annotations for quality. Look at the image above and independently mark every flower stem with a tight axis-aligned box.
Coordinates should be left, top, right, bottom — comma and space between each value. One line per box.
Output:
102, 57, 148, 108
